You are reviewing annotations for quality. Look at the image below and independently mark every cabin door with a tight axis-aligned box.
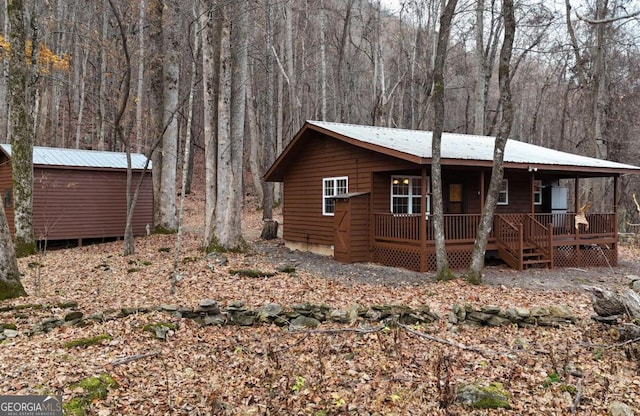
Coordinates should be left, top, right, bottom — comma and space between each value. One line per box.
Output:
446, 183, 465, 214
333, 193, 370, 263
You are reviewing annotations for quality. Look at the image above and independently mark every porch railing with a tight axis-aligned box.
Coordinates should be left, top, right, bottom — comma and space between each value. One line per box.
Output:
373, 213, 485, 244
533, 213, 616, 237
373, 212, 615, 245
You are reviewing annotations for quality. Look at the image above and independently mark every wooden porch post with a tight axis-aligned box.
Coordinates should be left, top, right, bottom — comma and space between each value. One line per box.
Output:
420, 166, 428, 272
574, 176, 580, 213
530, 172, 535, 214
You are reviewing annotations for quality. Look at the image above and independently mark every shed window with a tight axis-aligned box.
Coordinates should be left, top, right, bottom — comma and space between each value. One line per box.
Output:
391, 176, 429, 214
533, 180, 542, 205
497, 179, 509, 205
323, 176, 348, 216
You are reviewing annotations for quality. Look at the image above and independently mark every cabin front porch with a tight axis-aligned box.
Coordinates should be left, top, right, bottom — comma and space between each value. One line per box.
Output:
371, 212, 617, 272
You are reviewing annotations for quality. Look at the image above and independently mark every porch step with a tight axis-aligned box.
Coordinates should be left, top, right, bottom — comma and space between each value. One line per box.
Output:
523, 258, 551, 265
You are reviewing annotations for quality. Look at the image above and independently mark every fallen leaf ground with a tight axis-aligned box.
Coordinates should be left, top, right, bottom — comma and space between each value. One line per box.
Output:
2, 183, 640, 414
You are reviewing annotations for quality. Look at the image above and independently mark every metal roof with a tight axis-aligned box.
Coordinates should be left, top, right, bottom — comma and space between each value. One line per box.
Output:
307, 120, 640, 171
0, 144, 151, 170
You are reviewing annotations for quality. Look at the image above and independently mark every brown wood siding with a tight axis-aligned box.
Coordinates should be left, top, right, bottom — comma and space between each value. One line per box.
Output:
0, 153, 14, 233
0, 164, 153, 241
283, 132, 414, 246
31, 168, 152, 240
494, 172, 532, 214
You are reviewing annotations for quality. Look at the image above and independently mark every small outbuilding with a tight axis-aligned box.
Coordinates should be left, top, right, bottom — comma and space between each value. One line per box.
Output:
0, 144, 153, 245
265, 121, 640, 272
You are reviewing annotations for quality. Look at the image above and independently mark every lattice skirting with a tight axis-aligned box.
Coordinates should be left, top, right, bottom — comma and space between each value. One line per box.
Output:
553, 244, 617, 268
371, 242, 618, 272
371, 244, 474, 272
372, 244, 422, 272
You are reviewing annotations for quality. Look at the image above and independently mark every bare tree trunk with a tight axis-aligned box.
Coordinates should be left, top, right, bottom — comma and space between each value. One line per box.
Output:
319, 0, 327, 120
8, 0, 37, 257
0, 202, 25, 300
247, 74, 264, 204
148, 0, 164, 229
157, 0, 179, 232
261, 0, 277, 240
201, 0, 220, 248
226, 0, 248, 247
98, 2, 108, 150
465, 0, 515, 284
212, 3, 233, 247
172, 4, 200, 294
74, 50, 88, 148
0, 0, 8, 142
473, 0, 485, 135
135, 0, 145, 152
106, 0, 136, 256
431, 0, 458, 280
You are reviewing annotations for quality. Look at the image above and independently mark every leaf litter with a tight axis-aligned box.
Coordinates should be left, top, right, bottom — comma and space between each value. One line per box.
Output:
0, 190, 639, 414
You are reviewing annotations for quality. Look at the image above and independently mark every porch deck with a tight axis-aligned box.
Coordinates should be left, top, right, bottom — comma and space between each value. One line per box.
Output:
372, 212, 617, 272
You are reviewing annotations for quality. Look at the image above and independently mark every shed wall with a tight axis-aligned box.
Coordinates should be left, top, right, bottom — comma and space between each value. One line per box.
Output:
1, 162, 152, 241
31, 168, 153, 241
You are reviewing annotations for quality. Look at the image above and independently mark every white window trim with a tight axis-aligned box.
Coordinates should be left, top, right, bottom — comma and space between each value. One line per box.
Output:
497, 179, 509, 205
533, 180, 542, 206
322, 176, 348, 216
390, 175, 430, 215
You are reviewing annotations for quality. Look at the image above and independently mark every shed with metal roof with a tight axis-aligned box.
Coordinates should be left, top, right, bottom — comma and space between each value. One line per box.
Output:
0, 145, 153, 245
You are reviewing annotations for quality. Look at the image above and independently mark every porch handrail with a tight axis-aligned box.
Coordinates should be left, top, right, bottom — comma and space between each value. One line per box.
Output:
495, 215, 522, 259
525, 214, 552, 262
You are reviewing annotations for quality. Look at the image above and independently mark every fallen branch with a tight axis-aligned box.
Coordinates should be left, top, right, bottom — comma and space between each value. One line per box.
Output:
111, 351, 160, 366
398, 323, 516, 359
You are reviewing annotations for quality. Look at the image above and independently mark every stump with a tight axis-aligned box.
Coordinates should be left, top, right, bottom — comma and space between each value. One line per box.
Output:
260, 219, 279, 240
585, 286, 640, 343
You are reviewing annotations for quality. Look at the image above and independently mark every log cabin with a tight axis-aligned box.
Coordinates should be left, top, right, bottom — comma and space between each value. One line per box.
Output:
0, 144, 152, 246
264, 121, 640, 272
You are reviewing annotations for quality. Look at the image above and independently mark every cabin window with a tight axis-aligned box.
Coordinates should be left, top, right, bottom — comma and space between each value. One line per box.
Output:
390, 176, 429, 214
322, 176, 348, 216
533, 180, 542, 205
497, 179, 509, 205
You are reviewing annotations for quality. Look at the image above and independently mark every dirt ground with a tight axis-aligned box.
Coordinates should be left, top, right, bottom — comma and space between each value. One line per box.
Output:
249, 237, 640, 292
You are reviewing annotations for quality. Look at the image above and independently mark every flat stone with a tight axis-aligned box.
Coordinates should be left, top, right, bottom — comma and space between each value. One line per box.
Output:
203, 315, 226, 326
530, 306, 549, 317
199, 299, 218, 308
4, 329, 18, 338
228, 313, 255, 326
457, 382, 511, 409
467, 311, 493, 322
487, 316, 511, 327
480, 305, 502, 314
632, 280, 640, 292
329, 309, 349, 323
256, 303, 283, 320
548, 305, 573, 320
160, 304, 179, 312
609, 401, 635, 416
290, 315, 321, 329
64, 311, 84, 322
